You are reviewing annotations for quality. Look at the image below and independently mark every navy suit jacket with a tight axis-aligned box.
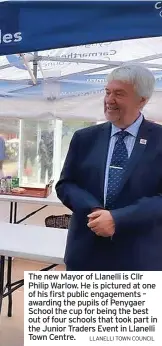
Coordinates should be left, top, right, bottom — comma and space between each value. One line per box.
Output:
55, 119, 162, 271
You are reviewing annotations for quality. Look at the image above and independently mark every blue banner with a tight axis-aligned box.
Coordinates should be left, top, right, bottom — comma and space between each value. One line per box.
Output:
0, 1, 162, 55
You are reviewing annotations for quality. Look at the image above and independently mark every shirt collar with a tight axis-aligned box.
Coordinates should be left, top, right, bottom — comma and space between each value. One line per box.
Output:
111, 113, 143, 138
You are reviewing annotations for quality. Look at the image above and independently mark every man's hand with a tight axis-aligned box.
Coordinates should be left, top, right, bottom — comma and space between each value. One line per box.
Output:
87, 209, 115, 237
88, 208, 102, 223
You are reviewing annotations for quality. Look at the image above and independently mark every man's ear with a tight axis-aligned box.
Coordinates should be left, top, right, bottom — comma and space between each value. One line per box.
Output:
140, 97, 149, 109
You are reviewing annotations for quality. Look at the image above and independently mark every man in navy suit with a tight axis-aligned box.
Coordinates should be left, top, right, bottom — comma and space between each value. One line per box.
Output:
55, 64, 162, 271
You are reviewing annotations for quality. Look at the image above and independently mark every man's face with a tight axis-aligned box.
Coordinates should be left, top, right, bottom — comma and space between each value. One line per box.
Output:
104, 80, 147, 127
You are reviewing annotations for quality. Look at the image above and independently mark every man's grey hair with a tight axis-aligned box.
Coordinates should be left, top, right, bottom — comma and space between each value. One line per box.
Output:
107, 64, 155, 100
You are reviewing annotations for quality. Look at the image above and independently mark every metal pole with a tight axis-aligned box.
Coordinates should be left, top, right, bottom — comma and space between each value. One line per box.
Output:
33, 51, 38, 80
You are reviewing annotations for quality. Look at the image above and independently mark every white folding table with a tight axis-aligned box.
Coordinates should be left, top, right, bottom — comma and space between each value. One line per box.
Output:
0, 193, 65, 317
0, 192, 62, 224
0, 222, 68, 316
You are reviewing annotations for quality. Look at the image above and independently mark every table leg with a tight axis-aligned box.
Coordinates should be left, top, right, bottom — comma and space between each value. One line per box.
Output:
0, 255, 5, 314
7, 201, 15, 317
7, 257, 12, 317
10, 201, 13, 223
14, 202, 17, 224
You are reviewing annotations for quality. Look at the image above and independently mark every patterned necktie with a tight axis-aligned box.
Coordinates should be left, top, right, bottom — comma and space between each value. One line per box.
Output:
105, 131, 129, 210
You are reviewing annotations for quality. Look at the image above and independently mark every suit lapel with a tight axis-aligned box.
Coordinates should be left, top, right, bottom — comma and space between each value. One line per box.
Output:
117, 119, 154, 195
96, 122, 111, 203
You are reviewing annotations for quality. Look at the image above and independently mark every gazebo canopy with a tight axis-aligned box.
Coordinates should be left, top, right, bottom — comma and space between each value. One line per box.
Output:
0, 1, 162, 122
0, 1, 162, 55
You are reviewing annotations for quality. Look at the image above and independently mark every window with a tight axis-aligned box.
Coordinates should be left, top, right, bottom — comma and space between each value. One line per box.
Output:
20, 119, 55, 186
0, 117, 97, 188
61, 120, 95, 168
0, 119, 19, 178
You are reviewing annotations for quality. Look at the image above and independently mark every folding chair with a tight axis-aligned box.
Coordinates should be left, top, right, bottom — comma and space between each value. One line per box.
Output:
45, 214, 71, 271
45, 214, 71, 229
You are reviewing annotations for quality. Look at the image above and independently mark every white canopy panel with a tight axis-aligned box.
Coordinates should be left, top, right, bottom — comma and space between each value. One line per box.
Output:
0, 37, 162, 121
